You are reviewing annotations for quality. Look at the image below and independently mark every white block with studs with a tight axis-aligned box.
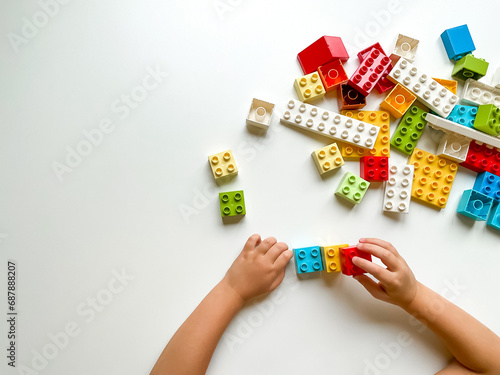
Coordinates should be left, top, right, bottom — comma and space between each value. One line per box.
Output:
383, 164, 414, 213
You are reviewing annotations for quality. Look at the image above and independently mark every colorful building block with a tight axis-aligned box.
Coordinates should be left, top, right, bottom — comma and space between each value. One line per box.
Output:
388, 59, 459, 117
339, 246, 372, 276
318, 60, 348, 92
297, 36, 349, 75
337, 83, 366, 110
357, 42, 395, 94
380, 83, 416, 119
492, 67, 500, 89
391, 34, 419, 62
219, 190, 246, 217
461, 141, 500, 176
390, 104, 428, 155
246, 98, 274, 129
452, 54, 489, 82
461, 78, 500, 107
409, 149, 458, 209
339, 110, 390, 160
436, 133, 471, 163
360, 156, 389, 181
311, 143, 344, 176
335, 172, 370, 204
440, 25, 475, 61
280, 99, 380, 149
348, 48, 391, 96
457, 189, 493, 221
432, 78, 458, 94
322, 244, 348, 273
208, 150, 238, 181
487, 202, 500, 230
473, 172, 500, 201
383, 164, 414, 213
293, 246, 324, 274
294, 72, 325, 103
473, 104, 500, 136
446, 105, 477, 128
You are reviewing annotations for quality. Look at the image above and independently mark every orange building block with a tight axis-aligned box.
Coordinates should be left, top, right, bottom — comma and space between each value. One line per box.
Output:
322, 244, 348, 273
380, 84, 416, 119
432, 77, 458, 94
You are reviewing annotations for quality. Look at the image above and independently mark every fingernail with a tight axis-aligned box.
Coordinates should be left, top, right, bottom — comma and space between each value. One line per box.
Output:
359, 238, 365, 242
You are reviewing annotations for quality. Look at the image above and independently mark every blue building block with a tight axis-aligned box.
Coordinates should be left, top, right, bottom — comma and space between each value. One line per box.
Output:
457, 189, 493, 221
473, 172, 500, 201
293, 246, 323, 274
440, 25, 475, 61
446, 105, 477, 128
487, 202, 500, 230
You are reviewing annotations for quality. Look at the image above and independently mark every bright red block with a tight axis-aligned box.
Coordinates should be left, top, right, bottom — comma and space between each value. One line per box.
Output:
461, 140, 500, 176
360, 156, 389, 181
357, 43, 395, 94
318, 60, 348, 92
349, 48, 391, 96
339, 246, 372, 276
297, 36, 349, 75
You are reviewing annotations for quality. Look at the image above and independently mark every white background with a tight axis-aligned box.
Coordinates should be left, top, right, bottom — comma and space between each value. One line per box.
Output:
1, 0, 499, 374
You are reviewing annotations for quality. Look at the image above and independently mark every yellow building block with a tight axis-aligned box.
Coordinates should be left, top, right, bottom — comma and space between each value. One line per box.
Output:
311, 143, 344, 175
432, 77, 458, 95
338, 110, 391, 160
380, 84, 416, 119
322, 244, 348, 273
294, 72, 326, 103
408, 149, 458, 209
208, 150, 238, 181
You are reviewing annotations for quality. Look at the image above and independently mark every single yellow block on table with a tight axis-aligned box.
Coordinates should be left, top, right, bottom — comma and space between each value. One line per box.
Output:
311, 143, 344, 176
294, 72, 326, 103
208, 150, 238, 181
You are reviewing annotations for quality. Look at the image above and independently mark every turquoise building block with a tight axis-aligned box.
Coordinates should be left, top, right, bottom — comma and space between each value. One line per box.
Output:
440, 25, 475, 61
473, 172, 500, 201
487, 202, 500, 230
293, 246, 324, 274
457, 189, 493, 221
446, 105, 477, 128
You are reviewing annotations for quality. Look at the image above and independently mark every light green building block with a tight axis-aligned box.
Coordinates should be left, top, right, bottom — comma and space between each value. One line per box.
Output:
473, 104, 500, 136
219, 190, 246, 217
335, 172, 370, 204
452, 54, 489, 81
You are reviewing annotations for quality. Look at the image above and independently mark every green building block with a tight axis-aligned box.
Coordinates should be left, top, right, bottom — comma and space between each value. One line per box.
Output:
219, 190, 246, 217
335, 172, 370, 204
473, 104, 500, 136
452, 54, 489, 81
390, 104, 428, 156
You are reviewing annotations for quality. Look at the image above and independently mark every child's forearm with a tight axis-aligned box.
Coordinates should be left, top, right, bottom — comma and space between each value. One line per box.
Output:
402, 282, 500, 373
150, 280, 244, 375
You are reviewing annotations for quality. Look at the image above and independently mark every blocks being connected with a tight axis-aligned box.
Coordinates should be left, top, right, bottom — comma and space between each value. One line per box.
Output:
311, 143, 344, 176
461, 78, 500, 107
473, 172, 500, 201
297, 36, 349, 75
446, 105, 477, 128
348, 48, 391, 96
457, 189, 493, 221
487, 202, 500, 230
294, 72, 326, 103
432, 78, 458, 94
461, 141, 500, 176
437, 133, 471, 163
380, 84, 416, 119
360, 156, 389, 182
208, 150, 238, 181
409, 149, 458, 209
280, 100, 380, 149
246, 98, 275, 129
388, 59, 459, 117
452, 54, 489, 82
391, 34, 419, 62
321, 244, 348, 273
383, 164, 414, 213
337, 83, 366, 110
294, 246, 324, 274
440, 25, 475, 61
318, 60, 348, 92
339, 246, 372, 276
219, 190, 246, 217
335, 172, 370, 204
473, 104, 500, 136
390, 104, 428, 155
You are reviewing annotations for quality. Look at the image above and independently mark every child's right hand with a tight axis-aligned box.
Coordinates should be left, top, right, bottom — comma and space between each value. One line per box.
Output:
352, 238, 419, 308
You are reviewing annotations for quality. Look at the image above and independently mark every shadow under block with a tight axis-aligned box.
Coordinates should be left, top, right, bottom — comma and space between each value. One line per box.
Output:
219, 190, 246, 217
208, 150, 238, 181
390, 104, 428, 156
311, 143, 344, 176
294, 72, 326, 103
457, 189, 493, 221
335, 172, 370, 204
246, 98, 275, 129
294, 246, 324, 274
339, 246, 372, 276
408, 149, 458, 209
321, 244, 348, 273
383, 164, 414, 213
380, 84, 416, 119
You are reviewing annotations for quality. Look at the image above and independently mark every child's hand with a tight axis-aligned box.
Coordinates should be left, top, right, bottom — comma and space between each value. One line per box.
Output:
221, 234, 293, 302
352, 238, 418, 308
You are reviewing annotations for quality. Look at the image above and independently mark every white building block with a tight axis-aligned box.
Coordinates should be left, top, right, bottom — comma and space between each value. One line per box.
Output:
383, 164, 414, 214
462, 78, 500, 107
246, 98, 275, 129
391, 34, 419, 62
388, 59, 458, 117
492, 67, 500, 89
436, 133, 471, 163
280, 99, 380, 149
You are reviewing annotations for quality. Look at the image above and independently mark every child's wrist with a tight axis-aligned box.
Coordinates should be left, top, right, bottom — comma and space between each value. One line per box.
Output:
399, 281, 423, 312
218, 278, 246, 309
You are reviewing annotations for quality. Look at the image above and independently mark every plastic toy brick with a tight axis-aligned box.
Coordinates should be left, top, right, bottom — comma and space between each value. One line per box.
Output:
390, 104, 428, 155
461, 78, 500, 107
436, 133, 471, 163
297, 36, 349, 75
246, 98, 275, 129
461, 141, 500, 176
379, 83, 416, 119
294, 72, 326, 103
339, 110, 390, 160
440, 24, 475, 61
219, 190, 246, 217
487, 202, 500, 230
409, 149, 458, 209
337, 83, 366, 110
311, 143, 345, 176
280, 99, 380, 149
339, 245, 372, 276
321, 244, 348, 273
452, 54, 489, 82
457, 189, 493, 221
348, 48, 391, 96
208, 150, 238, 181
432, 78, 458, 94
357, 42, 395, 94
473, 172, 500, 201
446, 105, 477, 128
492, 67, 500, 89
360, 156, 389, 181
318, 60, 348, 92
388, 59, 459, 117
473, 104, 500, 136
391, 34, 419, 62
383, 164, 414, 213
294, 246, 324, 274
426, 114, 500, 149
335, 172, 370, 204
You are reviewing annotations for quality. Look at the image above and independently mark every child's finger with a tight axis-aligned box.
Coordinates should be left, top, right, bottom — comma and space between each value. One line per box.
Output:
354, 275, 389, 301
243, 234, 262, 252
256, 236, 277, 253
266, 242, 289, 262
356, 242, 399, 270
359, 238, 399, 256
274, 249, 293, 270
352, 256, 392, 284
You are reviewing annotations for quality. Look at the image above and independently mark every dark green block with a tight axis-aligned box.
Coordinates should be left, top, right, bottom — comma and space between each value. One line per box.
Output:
219, 190, 246, 217
452, 54, 489, 81
473, 104, 500, 136
390, 105, 428, 156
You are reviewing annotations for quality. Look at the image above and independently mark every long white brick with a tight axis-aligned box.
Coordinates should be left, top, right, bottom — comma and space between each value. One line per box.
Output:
462, 78, 500, 107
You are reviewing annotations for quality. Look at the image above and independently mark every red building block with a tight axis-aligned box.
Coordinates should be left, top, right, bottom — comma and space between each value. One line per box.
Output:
339, 246, 372, 276
360, 156, 389, 181
460, 141, 500, 176
297, 36, 349, 75
357, 43, 395, 94
318, 60, 349, 92
349, 48, 391, 96
337, 83, 366, 110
